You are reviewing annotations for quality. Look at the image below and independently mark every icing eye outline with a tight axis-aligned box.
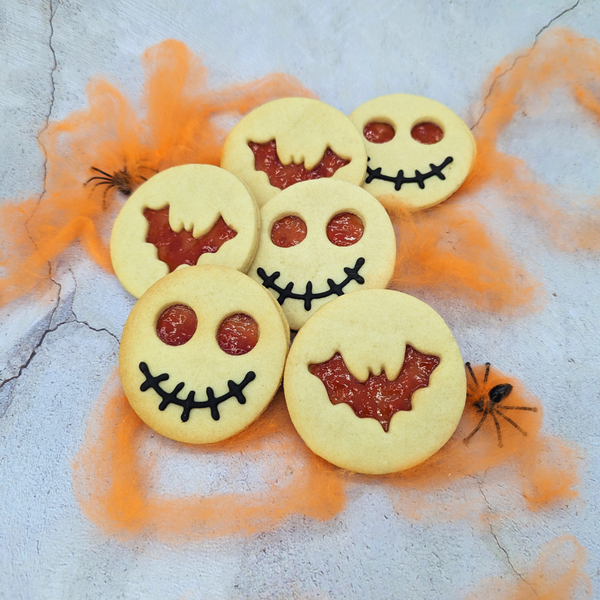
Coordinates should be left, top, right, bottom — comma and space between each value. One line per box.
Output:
270, 214, 308, 248
156, 303, 198, 346
217, 312, 260, 356
410, 119, 445, 145
325, 211, 365, 247
363, 120, 396, 144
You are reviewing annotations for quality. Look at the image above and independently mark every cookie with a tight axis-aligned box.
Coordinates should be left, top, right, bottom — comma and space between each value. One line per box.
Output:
119, 265, 290, 444
349, 94, 476, 210
284, 289, 466, 474
110, 164, 260, 298
248, 178, 396, 331
221, 97, 368, 207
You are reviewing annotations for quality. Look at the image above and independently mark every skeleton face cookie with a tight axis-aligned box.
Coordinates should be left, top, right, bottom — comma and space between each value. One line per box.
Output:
221, 98, 368, 207
110, 164, 260, 298
249, 179, 396, 331
284, 290, 466, 474
119, 265, 290, 444
350, 94, 476, 210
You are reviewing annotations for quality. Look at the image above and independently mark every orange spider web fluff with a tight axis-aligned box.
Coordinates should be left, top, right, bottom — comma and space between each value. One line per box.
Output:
384, 28, 600, 313
462, 27, 600, 251
0, 39, 314, 307
72, 364, 581, 541
386, 202, 540, 314
465, 535, 592, 600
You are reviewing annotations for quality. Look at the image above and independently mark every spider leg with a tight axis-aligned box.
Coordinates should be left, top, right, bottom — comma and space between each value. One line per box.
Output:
101, 184, 114, 209
501, 406, 538, 412
84, 176, 111, 186
483, 362, 491, 384
496, 410, 528, 436
90, 167, 113, 178
91, 181, 114, 191
463, 409, 488, 445
490, 411, 503, 447
465, 362, 478, 386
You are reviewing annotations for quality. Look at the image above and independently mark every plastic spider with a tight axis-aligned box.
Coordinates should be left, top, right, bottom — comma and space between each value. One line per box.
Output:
463, 362, 538, 448
84, 165, 155, 208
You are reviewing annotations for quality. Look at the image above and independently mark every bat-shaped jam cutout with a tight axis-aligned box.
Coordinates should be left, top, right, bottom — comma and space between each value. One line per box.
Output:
221, 98, 367, 207
309, 345, 440, 432
144, 206, 237, 272
111, 164, 259, 299
248, 140, 350, 190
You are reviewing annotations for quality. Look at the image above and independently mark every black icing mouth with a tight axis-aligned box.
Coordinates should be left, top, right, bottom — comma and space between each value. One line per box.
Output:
256, 256, 365, 311
365, 156, 453, 191
139, 362, 256, 423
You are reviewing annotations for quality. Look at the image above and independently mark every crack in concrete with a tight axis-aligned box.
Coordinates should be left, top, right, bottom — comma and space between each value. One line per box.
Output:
471, 0, 581, 131
0, 273, 119, 400
68, 267, 121, 344
72, 318, 120, 344
25, 0, 59, 241
39, 0, 58, 196
477, 481, 539, 597
0, 274, 63, 395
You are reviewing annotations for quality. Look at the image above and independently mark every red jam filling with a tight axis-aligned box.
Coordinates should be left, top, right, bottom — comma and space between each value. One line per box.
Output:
363, 122, 395, 143
309, 346, 440, 432
271, 215, 307, 247
326, 213, 364, 246
217, 313, 259, 356
144, 206, 237, 272
156, 304, 198, 346
411, 122, 444, 144
248, 140, 350, 190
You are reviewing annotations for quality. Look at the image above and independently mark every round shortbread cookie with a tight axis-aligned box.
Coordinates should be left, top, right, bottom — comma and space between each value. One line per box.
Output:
110, 164, 260, 298
248, 179, 396, 331
349, 94, 476, 210
120, 265, 290, 444
221, 97, 368, 207
284, 289, 466, 474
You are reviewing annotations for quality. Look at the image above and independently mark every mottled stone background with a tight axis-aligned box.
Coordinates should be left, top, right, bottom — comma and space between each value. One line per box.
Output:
1, 1, 599, 598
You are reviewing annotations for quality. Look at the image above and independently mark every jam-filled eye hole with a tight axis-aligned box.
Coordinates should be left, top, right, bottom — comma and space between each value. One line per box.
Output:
271, 216, 307, 247
156, 304, 198, 346
326, 213, 364, 247
363, 122, 395, 144
217, 313, 259, 356
411, 122, 444, 144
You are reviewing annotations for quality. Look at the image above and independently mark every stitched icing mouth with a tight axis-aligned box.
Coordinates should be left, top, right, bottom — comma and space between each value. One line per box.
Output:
256, 257, 365, 311
365, 156, 453, 191
139, 362, 256, 422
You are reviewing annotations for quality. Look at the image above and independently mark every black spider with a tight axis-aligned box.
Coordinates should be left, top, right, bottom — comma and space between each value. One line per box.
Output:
463, 362, 538, 448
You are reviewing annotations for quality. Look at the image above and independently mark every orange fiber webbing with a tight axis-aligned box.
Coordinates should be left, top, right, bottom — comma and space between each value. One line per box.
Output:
463, 28, 600, 252
387, 201, 540, 314
465, 536, 592, 600
0, 39, 314, 307
72, 365, 580, 541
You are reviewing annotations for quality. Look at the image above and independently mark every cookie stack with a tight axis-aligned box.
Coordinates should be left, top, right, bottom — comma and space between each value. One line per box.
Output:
114, 95, 474, 473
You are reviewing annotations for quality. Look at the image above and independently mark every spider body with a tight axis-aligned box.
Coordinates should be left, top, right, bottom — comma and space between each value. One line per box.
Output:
464, 362, 538, 448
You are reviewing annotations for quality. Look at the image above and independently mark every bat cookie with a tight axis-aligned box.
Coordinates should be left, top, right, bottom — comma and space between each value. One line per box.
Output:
248, 178, 396, 330
349, 94, 476, 210
110, 164, 260, 298
221, 97, 367, 207
284, 289, 466, 474
120, 265, 290, 444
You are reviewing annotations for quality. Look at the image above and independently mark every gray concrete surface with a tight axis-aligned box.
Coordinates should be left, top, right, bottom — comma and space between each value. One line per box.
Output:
1, 1, 599, 598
